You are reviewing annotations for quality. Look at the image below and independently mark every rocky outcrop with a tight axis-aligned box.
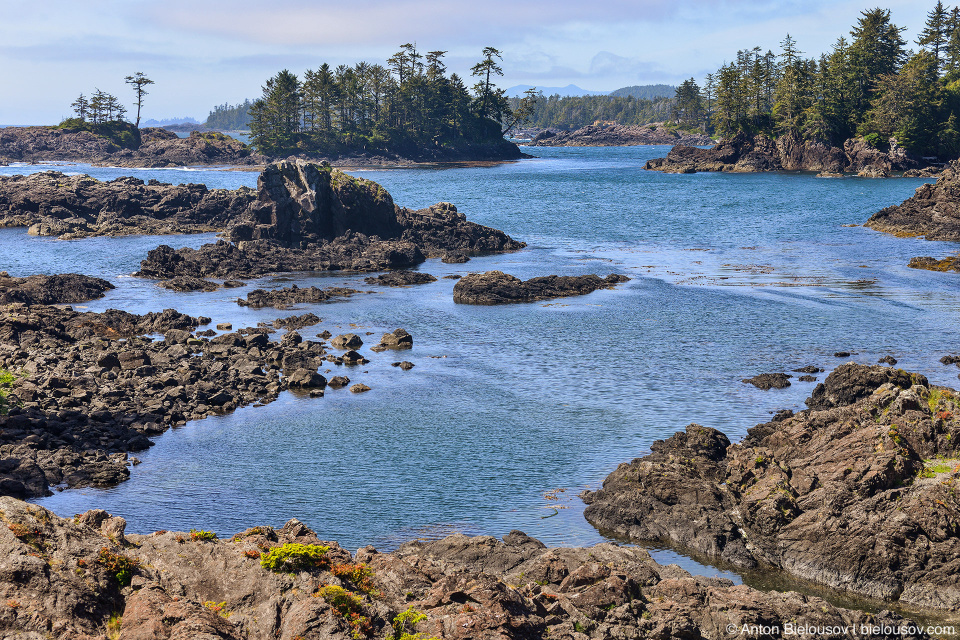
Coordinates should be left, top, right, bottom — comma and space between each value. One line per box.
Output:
583, 364, 960, 614
137, 160, 525, 279
867, 160, 960, 241
363, 270, 437, 286
0, 302, 377, 498
453, 271, 630, 304
0, 497, 933, 639
0, 126, 265, 167
645, 132, 922, 175
742, 372, 792, 390
0, 272, 114, 304
0, 170, 256, 238
236, 284, 362, 309
908, 255, 960, 272
529, 123, 713, 147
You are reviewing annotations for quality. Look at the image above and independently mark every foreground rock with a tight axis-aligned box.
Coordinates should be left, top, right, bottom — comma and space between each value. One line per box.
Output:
0, 303, 353, 498
529, 123, 713, 147
0, 170, 256, 238
645, 131, 924, 175
0, 272, 114, 304
453, 271, 630, 304
0, 498, 932, 640
137, 160, 525, 279
867, 159, 960, 245
583, 364, 960, 615
0, 126, 265, 167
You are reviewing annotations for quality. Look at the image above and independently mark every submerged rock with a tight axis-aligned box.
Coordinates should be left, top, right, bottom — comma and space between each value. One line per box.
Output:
741, 372, 792, 390
363, 270, 437, 286
583, 364, 960, 613
453, 271, 630, 304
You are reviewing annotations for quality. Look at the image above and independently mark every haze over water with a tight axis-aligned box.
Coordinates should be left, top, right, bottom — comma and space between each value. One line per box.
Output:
4, 144, 959, 579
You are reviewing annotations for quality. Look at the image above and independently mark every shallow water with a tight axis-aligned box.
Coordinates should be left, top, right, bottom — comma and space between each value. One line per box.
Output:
4, 147, 959, 583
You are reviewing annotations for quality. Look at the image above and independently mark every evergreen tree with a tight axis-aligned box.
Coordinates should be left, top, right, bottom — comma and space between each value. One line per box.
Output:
124, 72, 154, 127
917, 1, 950, 75
71, 93, 89, 121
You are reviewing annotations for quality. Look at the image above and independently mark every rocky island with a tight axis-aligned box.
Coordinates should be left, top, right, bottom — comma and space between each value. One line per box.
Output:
644, 131, 931, 177
582, 363, 960, 619
528, 123, 712, 147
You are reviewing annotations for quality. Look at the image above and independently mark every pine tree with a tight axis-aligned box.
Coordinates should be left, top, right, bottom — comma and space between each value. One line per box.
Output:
71, 93, 89, 121
124, 72, 154, 127
917, 1, 950, 75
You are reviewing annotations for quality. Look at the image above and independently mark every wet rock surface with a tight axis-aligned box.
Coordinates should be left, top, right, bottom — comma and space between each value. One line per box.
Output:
644, 132, 924, 175
453, 271, 631, 304
867, 160, 960, 242
0, 169, 256, 238
0, 302, 385, 498
236, 284, 363, 309
137, 160, 525, 279
0, 126, 265, 167
0, 498, 933, 640
529, 123, 713, 147
0, 272, 114, 304
583, 364, 960, 614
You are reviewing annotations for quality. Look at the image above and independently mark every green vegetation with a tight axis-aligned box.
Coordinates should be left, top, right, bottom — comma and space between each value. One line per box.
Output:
0, 369, 18, 415
507, 93, 675, 131
259, 543, 330, 572
316, 585, 371, 639
189, 528, 217, 541
106, 613, 122, 640
57, 118, 141, 149
247, 44, 536, 156
388, 607, 439, 640
206, 99, 254, 130
681, 4, 960, 157
97, 547, 139, 587
124, 72, 154, 128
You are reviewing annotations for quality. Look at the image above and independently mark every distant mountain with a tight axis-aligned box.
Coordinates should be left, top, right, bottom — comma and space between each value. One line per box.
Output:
608, 85, 676, 100
505, 84, 609, 98
141, 117, 199, 126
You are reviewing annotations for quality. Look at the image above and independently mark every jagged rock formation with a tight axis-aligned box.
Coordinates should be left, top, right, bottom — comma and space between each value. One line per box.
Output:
0, 170, 256, 238
0, 273, 114, 304
644, 132, 923, 175
0, 126, 265, 167
529, 123, 713, 147
0, 497, 931, 639
237, 284, 363, 309
137, 160, 525, 279
583, 364, 960, 614
453, 271, 630, 304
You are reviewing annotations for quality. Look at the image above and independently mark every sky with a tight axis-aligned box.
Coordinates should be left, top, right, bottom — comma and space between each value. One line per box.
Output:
0, 0, 931, 125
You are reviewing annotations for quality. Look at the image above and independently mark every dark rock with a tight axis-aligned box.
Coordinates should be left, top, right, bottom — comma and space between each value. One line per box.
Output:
878, 355, 898, 365
834, 351, 852, 357
441, 252, 469, 263
453, 271, 630, 304
273, 313, 321, 330
798, 374, 817, 382
327, 376, 350, 388
583, 364, 960, 613
942, 355, 960, 365
349, 383, 371, 393
867, 159, 960, 241
741, 372, 792, 390
378, 328, 412, 349
907, 254, 960, 272
159, 276, 219, 292
223, 280, 245, 288
341, 350, 368, 365
442, 274, 462, 280
286, 369, 326, 389
237, 284, 361, 309
793, 365, 823, 373
391, 361, 415, 370
363, 270, 437, 286
0, 273, 114, 304
331, 334, 363, 349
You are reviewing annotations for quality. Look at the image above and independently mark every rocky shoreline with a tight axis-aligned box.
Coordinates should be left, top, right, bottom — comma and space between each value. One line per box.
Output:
582, 363, 960, 618
452, 271, 630, 304
0, 301, 414, 499
0, 495, 936, 639
528, 123, 713, 147
644, 131, 933, 176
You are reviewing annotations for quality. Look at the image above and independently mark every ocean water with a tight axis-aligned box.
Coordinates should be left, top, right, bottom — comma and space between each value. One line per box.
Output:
3, 146, 959, 583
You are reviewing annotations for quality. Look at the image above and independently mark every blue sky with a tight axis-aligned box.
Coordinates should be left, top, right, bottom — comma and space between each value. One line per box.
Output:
0, 0, 928, 125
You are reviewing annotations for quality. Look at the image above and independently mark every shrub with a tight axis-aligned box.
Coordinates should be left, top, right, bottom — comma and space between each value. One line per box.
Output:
259, 543, 329, 572
0, 369, 19, 415
389, 607, 439, 640
316, 585, 371, 638
97, 547, 139, 586
190, 529, 217, 541
331, 562, 376, 594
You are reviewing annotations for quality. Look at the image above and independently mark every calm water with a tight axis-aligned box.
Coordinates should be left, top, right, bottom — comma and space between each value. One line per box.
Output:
4, 147, 959, 582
